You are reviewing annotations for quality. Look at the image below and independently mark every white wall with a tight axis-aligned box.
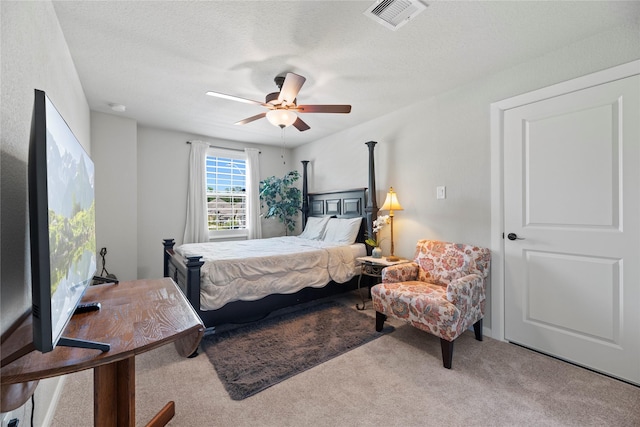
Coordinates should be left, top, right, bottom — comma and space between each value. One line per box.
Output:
293, 20, 640, 331
135, 125, 297, 280
91, 112, 138, 280
0, 1, 91, 425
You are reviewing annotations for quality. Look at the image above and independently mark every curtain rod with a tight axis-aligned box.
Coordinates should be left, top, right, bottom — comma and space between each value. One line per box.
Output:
185, 141, 260, 153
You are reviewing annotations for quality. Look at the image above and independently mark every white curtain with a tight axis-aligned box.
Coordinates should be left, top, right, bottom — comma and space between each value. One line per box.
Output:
183, 140, 209, 243
245, 148, 262, 239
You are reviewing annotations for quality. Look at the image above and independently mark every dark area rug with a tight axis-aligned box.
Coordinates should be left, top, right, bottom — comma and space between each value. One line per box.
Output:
200, 300, 393, 400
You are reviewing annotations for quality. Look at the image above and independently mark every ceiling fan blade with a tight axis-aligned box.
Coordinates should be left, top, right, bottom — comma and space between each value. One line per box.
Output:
206, 91, 269, 107
295, 105, 351, 114
234, 112, 267, 125
292, 117, 310, 132
278, 73, 306, 105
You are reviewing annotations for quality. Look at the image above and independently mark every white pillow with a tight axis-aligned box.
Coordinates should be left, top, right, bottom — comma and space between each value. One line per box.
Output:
298, 216, 331, 240
322, 217, 363, 244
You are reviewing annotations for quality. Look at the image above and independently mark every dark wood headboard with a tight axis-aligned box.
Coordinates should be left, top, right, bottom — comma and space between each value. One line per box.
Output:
308, 188, 366, 218
308, 188, 368, 243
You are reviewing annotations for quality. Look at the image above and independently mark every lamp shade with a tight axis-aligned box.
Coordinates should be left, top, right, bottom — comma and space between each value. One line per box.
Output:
380, 187, 403, 212
266, 109, 297, 128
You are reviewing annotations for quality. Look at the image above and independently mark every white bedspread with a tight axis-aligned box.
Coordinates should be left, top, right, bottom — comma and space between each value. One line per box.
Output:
176, 237, 366, 310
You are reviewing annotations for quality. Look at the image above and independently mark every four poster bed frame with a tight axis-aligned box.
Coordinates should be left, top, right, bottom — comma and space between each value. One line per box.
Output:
163, 141, 379, 329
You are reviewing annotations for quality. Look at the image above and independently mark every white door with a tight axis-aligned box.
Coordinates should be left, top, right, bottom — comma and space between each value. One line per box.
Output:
503, 74, 640, 385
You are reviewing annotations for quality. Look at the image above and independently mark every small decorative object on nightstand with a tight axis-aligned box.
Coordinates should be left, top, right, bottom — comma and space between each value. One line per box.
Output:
372, 247, 382, 258
365, 215, 390, 258
355, 256, 409, 310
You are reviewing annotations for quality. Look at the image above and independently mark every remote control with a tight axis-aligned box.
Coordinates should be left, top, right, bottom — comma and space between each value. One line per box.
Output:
74, 302, 101, 314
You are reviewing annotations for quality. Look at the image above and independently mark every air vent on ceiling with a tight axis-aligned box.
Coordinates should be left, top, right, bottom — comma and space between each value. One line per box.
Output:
364, 0, 427, 31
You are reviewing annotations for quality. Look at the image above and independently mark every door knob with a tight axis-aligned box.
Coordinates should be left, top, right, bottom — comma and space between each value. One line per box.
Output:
507, 233, 524, 241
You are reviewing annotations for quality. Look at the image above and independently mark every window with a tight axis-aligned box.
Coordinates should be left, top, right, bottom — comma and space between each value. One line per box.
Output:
206, 149, 247, 237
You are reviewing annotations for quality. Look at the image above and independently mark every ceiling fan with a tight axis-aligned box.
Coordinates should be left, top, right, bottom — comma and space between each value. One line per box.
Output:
206, 72, 351, 132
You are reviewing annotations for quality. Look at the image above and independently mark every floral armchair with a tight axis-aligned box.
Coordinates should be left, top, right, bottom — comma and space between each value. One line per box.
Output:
371, 240, 491, 369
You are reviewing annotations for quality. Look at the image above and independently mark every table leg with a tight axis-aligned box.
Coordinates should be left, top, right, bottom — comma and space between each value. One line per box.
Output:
94, 357, 135, 427
356, 272, 367, 310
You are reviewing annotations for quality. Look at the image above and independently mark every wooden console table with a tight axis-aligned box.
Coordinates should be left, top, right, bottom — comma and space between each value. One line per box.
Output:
1, 278, 204, 426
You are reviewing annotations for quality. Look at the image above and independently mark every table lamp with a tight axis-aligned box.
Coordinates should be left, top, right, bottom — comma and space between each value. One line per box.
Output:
380, 187, 404, 261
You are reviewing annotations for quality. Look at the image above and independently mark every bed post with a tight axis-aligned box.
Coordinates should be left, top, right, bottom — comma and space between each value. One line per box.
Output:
301, 160, 309, 229
365, 141, 378, 254
185, 256, 204, 310
163, 239, 175, 277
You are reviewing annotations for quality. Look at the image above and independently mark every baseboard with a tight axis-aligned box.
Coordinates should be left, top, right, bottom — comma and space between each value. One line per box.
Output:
483, 326, 494, 339
39, 375, 66, 427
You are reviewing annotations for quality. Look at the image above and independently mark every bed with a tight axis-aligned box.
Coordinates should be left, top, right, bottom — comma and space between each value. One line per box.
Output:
163, 141, 379, 329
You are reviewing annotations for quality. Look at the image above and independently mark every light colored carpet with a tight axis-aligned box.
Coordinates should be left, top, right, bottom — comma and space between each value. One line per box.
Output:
51, 291, 640, 426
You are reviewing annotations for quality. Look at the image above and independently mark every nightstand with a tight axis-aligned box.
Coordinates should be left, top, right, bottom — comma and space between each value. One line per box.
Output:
355, 256, 410, 310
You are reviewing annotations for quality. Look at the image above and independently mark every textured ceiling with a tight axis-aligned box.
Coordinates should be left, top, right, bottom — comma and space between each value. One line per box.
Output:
52, 1, 639, 147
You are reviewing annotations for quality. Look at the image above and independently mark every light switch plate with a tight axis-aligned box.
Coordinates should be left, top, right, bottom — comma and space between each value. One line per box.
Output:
436, 186, 446, 199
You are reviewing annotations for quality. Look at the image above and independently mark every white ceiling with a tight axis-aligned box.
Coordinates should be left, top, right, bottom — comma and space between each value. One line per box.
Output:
52, 1, 639, 148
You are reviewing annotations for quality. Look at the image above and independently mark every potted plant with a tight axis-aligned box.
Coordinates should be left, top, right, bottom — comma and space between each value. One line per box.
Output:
365, 215, 390, 258
259, 171, 302, 235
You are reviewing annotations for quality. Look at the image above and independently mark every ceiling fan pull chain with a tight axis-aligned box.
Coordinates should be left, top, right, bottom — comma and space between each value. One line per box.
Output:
281, 128, 286, 165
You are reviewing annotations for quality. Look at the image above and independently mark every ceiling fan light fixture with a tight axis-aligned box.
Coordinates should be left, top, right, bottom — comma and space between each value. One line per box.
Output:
266, 109, 297, 128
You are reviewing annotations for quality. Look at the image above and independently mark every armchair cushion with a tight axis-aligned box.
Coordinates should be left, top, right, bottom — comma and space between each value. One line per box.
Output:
372, 281, 463, 341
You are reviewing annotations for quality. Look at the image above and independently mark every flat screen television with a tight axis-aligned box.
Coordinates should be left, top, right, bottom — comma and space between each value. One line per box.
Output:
29, 89, 108, 353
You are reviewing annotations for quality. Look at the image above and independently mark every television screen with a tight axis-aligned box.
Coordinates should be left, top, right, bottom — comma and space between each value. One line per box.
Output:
29, 89, 97, 353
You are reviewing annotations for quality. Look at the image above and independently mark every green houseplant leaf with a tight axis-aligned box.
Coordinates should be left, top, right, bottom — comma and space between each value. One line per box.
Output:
259, 171, 302, 235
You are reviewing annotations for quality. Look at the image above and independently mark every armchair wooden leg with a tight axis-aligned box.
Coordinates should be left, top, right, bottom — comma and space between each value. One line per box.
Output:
473, 319, 483, 341
440, 339, 454, 369
375, 311, 387, 332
